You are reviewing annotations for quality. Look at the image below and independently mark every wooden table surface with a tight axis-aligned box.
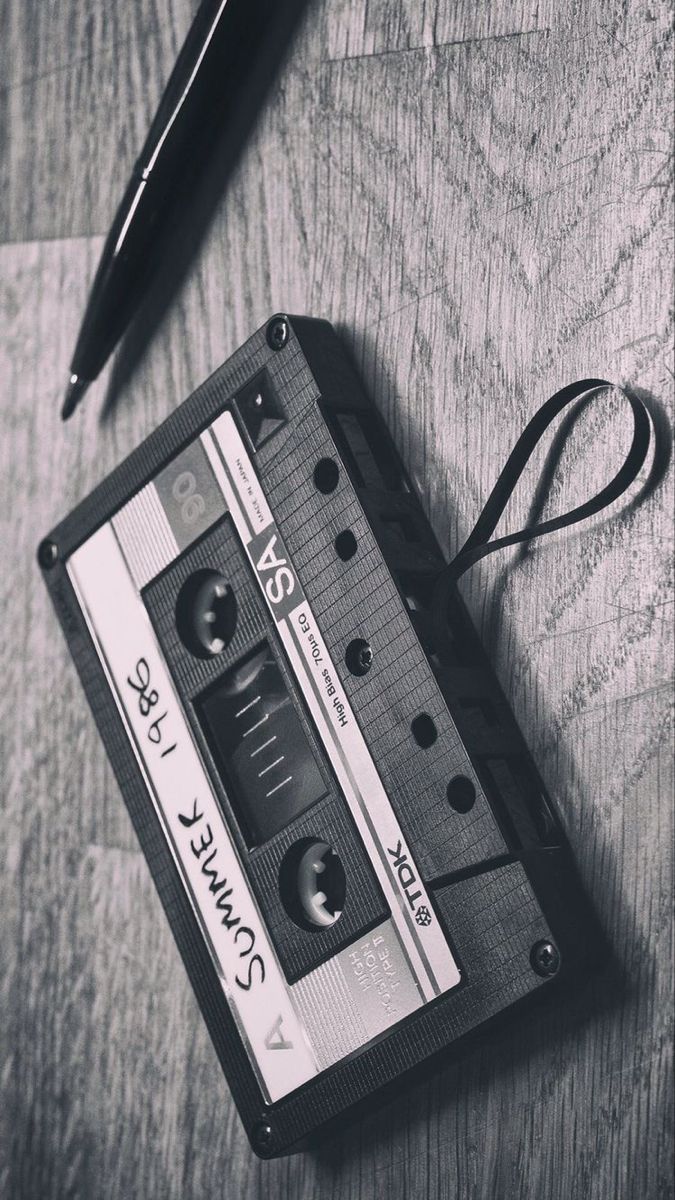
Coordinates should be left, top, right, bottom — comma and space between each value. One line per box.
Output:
1, 2, 673, 1197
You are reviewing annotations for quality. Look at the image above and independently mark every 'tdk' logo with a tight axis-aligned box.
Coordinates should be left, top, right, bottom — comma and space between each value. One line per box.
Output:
387, 840, 430, 921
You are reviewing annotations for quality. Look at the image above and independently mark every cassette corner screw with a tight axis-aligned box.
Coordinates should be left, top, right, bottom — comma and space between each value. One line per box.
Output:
252, 1119, 274, 1154
346, 637, 374, 677
266, 316, 289, 351
37, 538, 59, 569
531, 940, 561, 978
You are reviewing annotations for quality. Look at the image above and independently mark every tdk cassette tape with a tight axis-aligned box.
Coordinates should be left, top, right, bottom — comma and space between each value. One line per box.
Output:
40, 316, 592, 1155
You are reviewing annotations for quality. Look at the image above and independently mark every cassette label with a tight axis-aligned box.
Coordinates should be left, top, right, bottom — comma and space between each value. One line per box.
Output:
66, 403, 461, 1106
68, 526, 318, 1103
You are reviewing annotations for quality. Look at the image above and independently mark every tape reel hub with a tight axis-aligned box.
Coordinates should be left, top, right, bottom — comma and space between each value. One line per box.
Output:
175, 569, 237, 659
279, 838, 346, 931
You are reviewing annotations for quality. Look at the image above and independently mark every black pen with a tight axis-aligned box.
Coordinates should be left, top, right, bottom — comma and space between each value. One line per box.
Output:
62, 0, 295, 420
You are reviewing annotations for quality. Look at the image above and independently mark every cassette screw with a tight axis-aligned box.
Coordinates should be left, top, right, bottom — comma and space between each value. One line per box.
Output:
346, 638, 373, 676
37, 538, 59, 569
531, 940, 561, 977
266, 316, 289, 351
252, 1119, 274, 1154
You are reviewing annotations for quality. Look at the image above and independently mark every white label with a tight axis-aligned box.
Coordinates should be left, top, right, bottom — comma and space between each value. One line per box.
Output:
68, 525, 318, 1103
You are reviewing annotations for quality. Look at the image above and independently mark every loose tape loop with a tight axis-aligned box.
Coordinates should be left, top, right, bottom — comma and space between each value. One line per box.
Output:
431, 379, 651, 642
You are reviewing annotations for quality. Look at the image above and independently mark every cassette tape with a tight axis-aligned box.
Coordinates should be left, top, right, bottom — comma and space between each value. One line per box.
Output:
40, 316, 593, 1155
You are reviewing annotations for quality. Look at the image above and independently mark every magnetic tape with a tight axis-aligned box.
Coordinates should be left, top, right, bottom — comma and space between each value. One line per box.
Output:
40, 316, 649, 1155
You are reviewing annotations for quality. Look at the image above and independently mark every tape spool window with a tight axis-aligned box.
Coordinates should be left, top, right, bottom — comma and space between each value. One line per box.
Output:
196, 640, 328, 846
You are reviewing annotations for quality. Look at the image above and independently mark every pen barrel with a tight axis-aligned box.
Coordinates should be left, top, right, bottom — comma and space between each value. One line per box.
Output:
139, 0, 281, 172
68, 0, 305, 385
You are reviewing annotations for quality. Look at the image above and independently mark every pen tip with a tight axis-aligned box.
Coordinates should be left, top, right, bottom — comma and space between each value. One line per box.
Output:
61, 374, 89, 421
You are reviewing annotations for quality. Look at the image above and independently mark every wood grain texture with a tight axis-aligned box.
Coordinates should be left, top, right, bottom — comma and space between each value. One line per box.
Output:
1, 1, 672, 1198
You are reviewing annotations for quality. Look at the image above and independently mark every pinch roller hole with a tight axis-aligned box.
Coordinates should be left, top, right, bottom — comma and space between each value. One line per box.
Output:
446, 775, 476, 814
411, 713, 438, 748
313, 458, 340, 494
335, 530, 358, 561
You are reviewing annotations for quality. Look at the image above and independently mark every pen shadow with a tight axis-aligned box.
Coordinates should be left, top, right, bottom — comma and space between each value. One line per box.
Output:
296, 331, 669, 1181
99, 0, 309, 424
301, 653, 639, 1179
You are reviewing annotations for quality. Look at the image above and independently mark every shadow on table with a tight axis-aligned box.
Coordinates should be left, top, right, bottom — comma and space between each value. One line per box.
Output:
304, 327, 670, 1179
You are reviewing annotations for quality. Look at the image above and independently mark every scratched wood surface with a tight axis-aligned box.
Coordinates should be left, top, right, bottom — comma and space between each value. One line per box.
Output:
1, 1, 672, 1197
